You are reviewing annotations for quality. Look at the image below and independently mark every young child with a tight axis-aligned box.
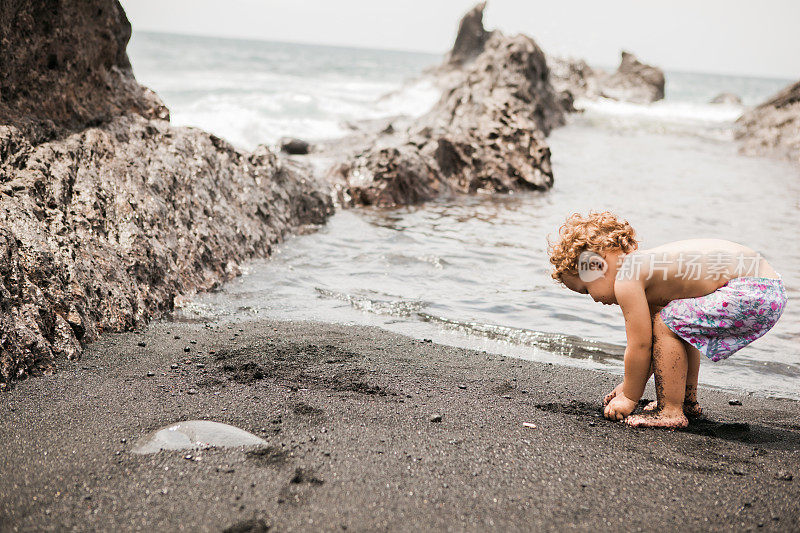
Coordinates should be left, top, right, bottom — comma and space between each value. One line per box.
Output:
546, 211, 788, 428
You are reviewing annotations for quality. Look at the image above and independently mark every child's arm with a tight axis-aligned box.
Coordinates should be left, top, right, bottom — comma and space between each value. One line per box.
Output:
604, 279, 653, 420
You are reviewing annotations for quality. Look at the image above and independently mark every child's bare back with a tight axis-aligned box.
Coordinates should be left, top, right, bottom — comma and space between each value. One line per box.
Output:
622, 239, 780, 309
548, 213, 788, 429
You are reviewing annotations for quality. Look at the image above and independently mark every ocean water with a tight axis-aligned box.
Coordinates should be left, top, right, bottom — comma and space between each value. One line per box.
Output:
128, 32, 799, 400
128, 32, 441, 150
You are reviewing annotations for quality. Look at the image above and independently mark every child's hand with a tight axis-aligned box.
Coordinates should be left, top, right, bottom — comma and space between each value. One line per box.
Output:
603, 382, 624, 406
604, 393, 637, 421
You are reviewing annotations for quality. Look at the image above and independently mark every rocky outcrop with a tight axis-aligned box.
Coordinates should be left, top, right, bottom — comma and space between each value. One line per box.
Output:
710, 92, 742, 105
735, 80, 800, 163
602, 51, 665, 103
322, 4, 566, 207
0, 1, 333, 387
0, 0, 169, 142
550, 51, 665, 104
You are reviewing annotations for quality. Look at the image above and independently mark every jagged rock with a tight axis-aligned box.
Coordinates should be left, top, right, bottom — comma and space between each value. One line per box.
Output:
550, 51, 665, 104
0, 1, 333, 387
280, 137, 311, 155
710, 92, 742, 105
602, 51, 665, 103
735, 80, 800, 163
325, 6, 564, 207
446, 1, 494, 66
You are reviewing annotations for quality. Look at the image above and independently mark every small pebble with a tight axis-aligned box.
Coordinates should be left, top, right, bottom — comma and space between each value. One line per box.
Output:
775, 471, 793, 481
430, 415, 443, 423
458, 385, 467, 390
523, 422, 537, 429
190, 340, 197, 345
174, 335, 180, 339
187, 388, 197, 395
502, 395, 512, 399
184, 346, 191, 353
146, 371, 155, 377
120, 438, 127, 443
196, 363, 205, 369
137, 341, 146, 347
170, 364, 178, 369
729, 399, 742, 406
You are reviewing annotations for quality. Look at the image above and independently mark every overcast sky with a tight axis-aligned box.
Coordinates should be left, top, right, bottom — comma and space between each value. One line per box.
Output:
121, 0, 799, 79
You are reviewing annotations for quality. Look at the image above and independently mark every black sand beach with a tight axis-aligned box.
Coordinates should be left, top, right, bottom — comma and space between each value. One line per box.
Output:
1, 319, 798, 531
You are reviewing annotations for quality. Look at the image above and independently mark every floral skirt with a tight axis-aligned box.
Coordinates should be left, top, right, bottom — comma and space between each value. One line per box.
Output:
658, 276, 788, 361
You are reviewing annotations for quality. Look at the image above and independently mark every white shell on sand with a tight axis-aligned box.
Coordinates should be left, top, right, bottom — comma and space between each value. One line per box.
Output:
131, 420, 267, 454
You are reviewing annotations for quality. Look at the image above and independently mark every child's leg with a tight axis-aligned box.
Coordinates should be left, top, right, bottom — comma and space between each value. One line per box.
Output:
643, 339, 702, 417
683, 340, 702, 416
626, 314, 689, 428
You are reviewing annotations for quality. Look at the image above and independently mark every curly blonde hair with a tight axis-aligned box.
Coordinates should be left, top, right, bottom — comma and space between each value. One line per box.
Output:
547, 211, 638, 283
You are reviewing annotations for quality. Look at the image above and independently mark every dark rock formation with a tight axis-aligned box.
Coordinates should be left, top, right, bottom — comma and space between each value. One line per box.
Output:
446, 1, 494, 66
735, 80, 800, 163
0, 0, 169, 142
550, 51, 665, 104
0, 1, 333, 387
322, 4, 566, 207
710, 92, 742, 105
602, 51, 665, 103
280, 137, 311, 155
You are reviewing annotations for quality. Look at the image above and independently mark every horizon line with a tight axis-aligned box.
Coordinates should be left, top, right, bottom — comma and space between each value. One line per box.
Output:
131, 29, 795, 82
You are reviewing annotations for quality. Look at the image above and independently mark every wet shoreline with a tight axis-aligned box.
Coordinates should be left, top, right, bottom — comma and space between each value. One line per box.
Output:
1, 318, 798, 530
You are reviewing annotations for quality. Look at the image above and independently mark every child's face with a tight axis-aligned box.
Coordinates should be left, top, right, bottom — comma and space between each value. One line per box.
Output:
561, 251, 620, 305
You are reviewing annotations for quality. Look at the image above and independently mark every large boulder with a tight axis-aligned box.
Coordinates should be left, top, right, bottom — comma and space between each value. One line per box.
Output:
550, 51, 665, 104
0, 1, 333, 387
324, 5, 566, 207
735, 80, 800, 163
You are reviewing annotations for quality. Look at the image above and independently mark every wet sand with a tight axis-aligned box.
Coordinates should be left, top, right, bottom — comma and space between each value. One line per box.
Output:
1, 318, 798, 531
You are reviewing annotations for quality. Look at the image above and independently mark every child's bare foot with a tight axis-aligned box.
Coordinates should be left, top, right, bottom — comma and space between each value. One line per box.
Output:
625, 408, 689, 429
643, 400, 703, 418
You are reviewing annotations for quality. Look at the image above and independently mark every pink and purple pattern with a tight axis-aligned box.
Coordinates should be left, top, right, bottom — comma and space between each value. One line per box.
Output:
658, 276, 788, 361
